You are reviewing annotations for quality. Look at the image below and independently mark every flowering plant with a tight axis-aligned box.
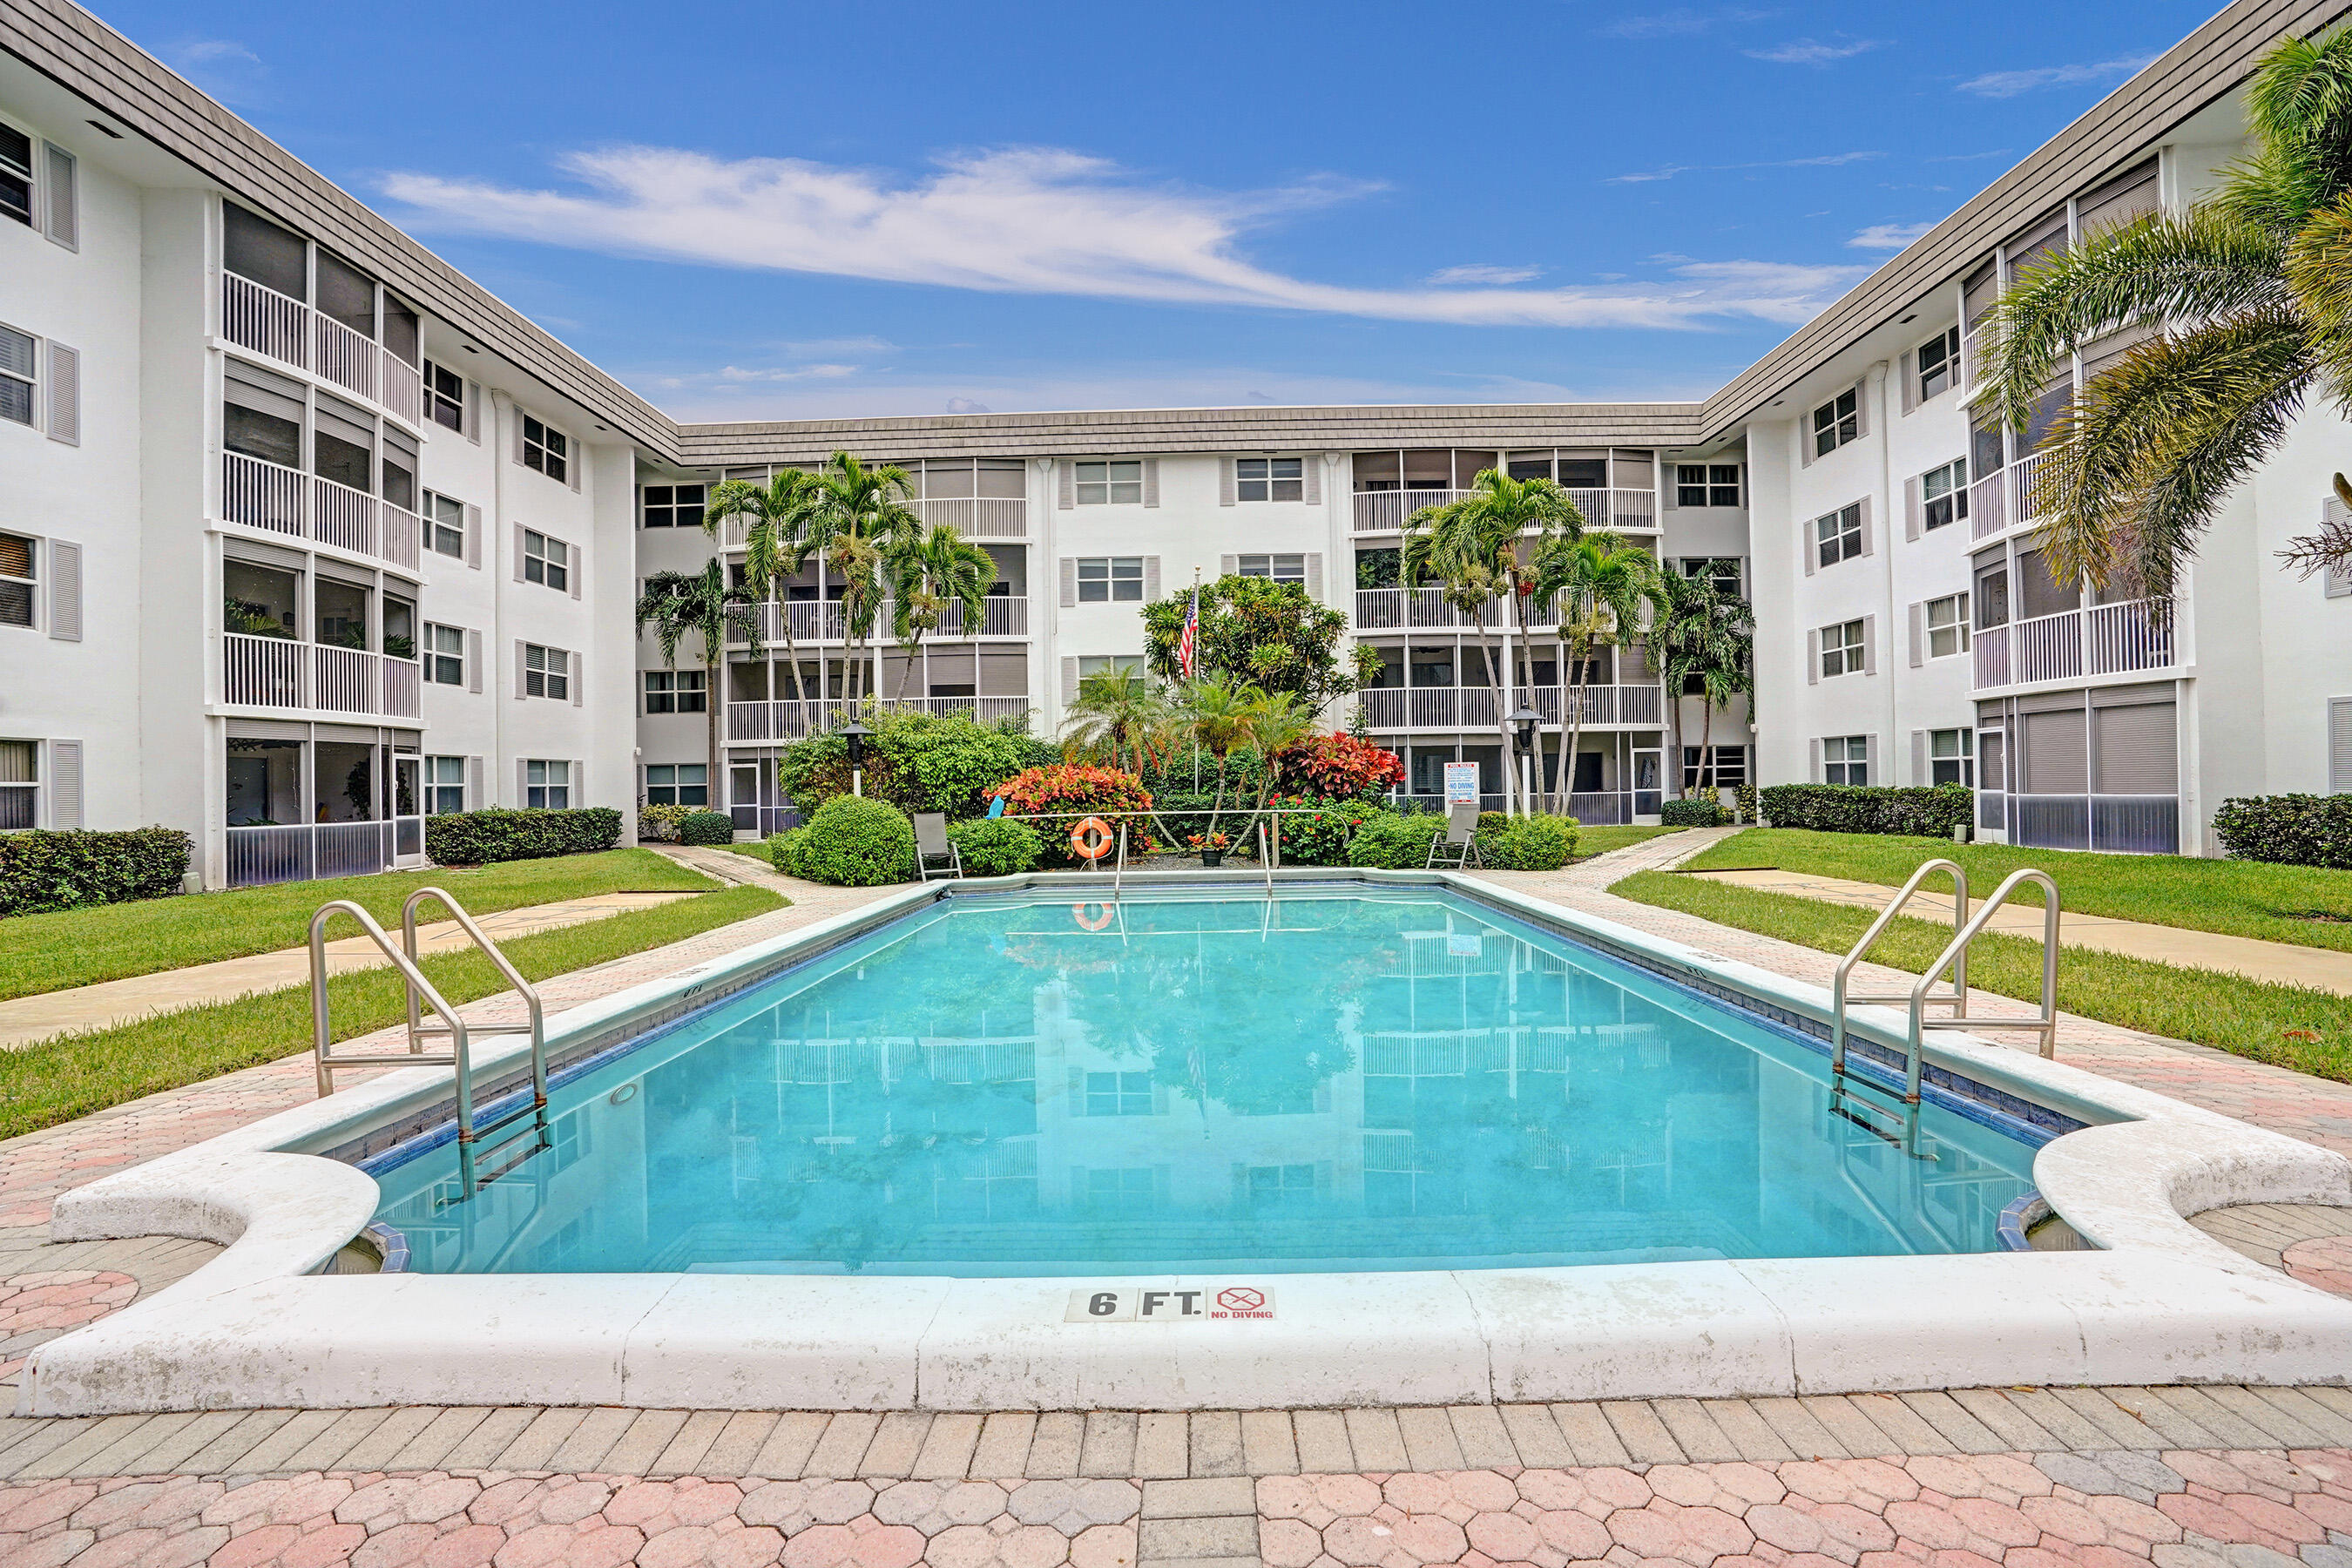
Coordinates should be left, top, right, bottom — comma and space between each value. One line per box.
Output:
1186, 830, 1232, 851
984, 764, 1157, 865
1274, 733, 1404, 801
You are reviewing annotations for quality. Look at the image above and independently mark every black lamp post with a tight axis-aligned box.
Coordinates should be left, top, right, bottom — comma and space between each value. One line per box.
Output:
840, 720, 874, 797
1508, 705, 1544, 814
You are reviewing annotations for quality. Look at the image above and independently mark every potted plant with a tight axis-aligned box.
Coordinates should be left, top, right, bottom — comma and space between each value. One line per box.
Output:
1187, 829, 1232, 868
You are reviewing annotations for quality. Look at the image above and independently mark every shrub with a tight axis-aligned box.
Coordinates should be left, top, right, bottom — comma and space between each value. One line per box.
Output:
987, 765, 1158, 866
1273, 733, 1404, 802
0, 827, 193, 916
765, 828, 804, 874
2213, 794, 2352, 868
947, 817, 1044, 876
1477, 814, 1580, 870
1345, 811, 1442, 869
678, 810, 736, 846
1262, 794, 1385, 866
637, 803, 694, 842
1758, 783, 1973, 837
425, 808, 623, 867
1660, 797, 1733, 827
1734, 782, 1760, 824
783, 796, 916, 886
775, 709, 1053, 819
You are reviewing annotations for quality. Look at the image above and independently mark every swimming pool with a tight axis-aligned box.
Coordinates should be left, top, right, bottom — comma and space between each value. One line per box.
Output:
367, 887, 2041, 1276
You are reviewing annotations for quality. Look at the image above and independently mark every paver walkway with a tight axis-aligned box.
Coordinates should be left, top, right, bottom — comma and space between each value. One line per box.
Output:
0, 890, 700, 1051
1686, 866, 2352, 997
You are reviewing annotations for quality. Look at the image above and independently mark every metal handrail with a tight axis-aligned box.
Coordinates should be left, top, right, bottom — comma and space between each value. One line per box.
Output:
1257, 824, 1273, 896
1903, 868, 2062, 1100
1831, 858, 1970, 1075
402, 888, 550, 1169
1112, 825, 1127, 901
309, 901, 484, 1192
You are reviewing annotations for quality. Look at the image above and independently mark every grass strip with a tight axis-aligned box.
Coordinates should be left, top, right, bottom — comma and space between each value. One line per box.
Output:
1613, 868, 2352, 1085
0, 848, 716, 1001
0, 882, 783, 1141
1674, 829, 2352, 954
1571, 825, 1688, 861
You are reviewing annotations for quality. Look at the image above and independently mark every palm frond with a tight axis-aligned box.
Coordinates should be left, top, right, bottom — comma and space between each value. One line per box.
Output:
2282, 190, 2352, 409
2227, 26, 2352, 234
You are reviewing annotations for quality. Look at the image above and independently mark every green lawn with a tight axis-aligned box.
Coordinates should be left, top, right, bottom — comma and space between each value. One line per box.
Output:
1677, 829, 2352, 952
1614, 868, 2352, 1085
0, 882, 784, 1141
1572, 825, 1688, 861
0, 848, 716, 1002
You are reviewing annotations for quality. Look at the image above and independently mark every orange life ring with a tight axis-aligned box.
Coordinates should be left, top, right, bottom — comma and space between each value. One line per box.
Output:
1072, 902, 1115, 932
1070, 815, 1116, 862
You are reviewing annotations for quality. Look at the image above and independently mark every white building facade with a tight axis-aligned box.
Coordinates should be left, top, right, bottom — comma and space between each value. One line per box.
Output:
3, 0, 2349, 882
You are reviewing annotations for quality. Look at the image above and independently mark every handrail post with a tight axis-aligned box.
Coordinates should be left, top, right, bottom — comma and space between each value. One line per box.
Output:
1258, 824, 1273, 896
1830, 857, 1967, 1073
1903, 868, 2063, 1098
1112, 825, 1127, 902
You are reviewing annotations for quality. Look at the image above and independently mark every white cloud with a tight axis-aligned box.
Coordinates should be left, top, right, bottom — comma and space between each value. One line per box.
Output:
382, 145, 1862, 331
945, 396, 991, 414
1426, 263, 1544, 286
166, 38, 265, 103
1848, 220, 1935, 250
1745, 37, 1882, 64
1957, 53, 2157, 98
1599, 7, 1777, 39
1607, 149, 1882, 185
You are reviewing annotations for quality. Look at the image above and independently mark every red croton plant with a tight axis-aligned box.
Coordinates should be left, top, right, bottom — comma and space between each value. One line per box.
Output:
985, 765, 1159, 865
1274, 733, 1405, 800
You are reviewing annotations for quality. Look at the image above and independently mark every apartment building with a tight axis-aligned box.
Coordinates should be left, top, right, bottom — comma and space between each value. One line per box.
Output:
4, 0, 2349, 882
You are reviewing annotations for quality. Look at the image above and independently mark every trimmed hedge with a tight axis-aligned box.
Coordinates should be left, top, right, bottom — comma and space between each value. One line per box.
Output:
637, 803, 693, 842
780, 795, 916, 886
423, 808, 622, 867
1759, 783, 1973, 837
0, 827, 193, 916
1262, 795, 1385, 866
1660, 798, 1733, 827
765, 828, 802, 874
678, 811, 736, 846
1477, 814, 1580, 870
1345, 812, 1442, 869
947, 818, 1044, 877
2213, 794, 2352, 868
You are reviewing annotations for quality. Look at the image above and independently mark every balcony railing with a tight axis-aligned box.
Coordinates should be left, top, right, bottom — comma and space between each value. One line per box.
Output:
1968, 450, 2050, 542
929, 596, 1029, 637
1360, 684, 1663, 730
727, 694, 1034, 741
1389, 788, 1660, 822
1971, 598, 2175, 691
1357, 586, 1618, 631
1352, 487, 1658, 535
736, 596, 1029, 645
223, 632, 422, 718
220, 451, 420, 571
221, 274, 423, 423
717, 495, 1029, 547
226, 819, 421, 888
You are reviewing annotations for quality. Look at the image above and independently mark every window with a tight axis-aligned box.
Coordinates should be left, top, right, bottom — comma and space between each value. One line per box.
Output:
1815, 503, 1863, 568
1930, 728, 1976, 787
1679, 557, 1743, 598
0, 323, 34, 428
1922, 459, 1969, 531
1820, 618, 1867, 679
0, 531, 32, 628
1076, 654, 1144, 679
524, 758, 571, 809
522, 415, 568, 483
643, 669, 707, 713
0, 740, 35, 829
1675, 463, 1742, 507
1235, 456, 1304, 502
1084, 1168, 1157, 1215
642, 483, 706, 528
423, 361, 464, 432
1812, 389, 1860, 456
644, 763, 709, 806
524, 643, 571, 700
423, 492, 466, 558
424, 756, 466, 814
1925, 593, 1970, 659
1077, 557, 1144, 603
1246, 1164, 1316, 1213
0, 125, 29, 228
523, 530, 569, 591
1074, 461, 1142, 505
1085, 1071, 1153, 1117
1917, 328, 1961, 402
424, 623, 465, 685
1236, 553, 1306, 584
1680, 747, 1747, 788
1823, 735, 1869, 786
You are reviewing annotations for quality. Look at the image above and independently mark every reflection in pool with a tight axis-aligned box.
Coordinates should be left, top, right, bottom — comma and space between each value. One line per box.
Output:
367, 889, 2042, 1275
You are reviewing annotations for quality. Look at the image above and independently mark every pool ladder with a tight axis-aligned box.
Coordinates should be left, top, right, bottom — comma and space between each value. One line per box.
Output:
308, 887, 550, 1200
1830, 859, 2060, 1105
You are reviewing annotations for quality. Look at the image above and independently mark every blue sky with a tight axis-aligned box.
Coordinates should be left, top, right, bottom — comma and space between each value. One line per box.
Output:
107, 0, 2217, 420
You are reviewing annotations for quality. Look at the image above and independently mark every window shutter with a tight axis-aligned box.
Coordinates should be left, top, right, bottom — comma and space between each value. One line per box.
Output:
1220, 553, 1237, 578
49, 740, 83, 829
1798, 423, 1815, 470
1862, 614, 1877, 675
467, 629, 483, 693
2333, 699, 2352, 793
1851, 383, 1870, 439
517, 758, 529, 804
1142, 458, 1160, 508
2328, 501, 2352, 597
468, 754, 484, 809
1865, 733, 1879, 783
45, 343, 79, 446
1809, 737, 1823, 780
573, 760, 586, 802
42, 145, 77, 249
463, 382, 481, 443
512, 412, 526, 465
1908, 602, 1923, 667
567, 447, 580, 493
1801, 522, 1815, 578
1059, 558, 1077, 608
464, 504, 482, 569
571, 651, 583, 706
1305, 553, 1324, 601
1899, 351, 1917, 415
1857, 494, 1875, 556
1219, 460, 1236, 507
1911, 729, 1928, 785
1058, 462, 1074, 510
47, 540, 81, 641
1807, 629, 1821, 686
1061, 657, 1078, 700
512, 523, 525, 582
569, 543, 582, 599
514, 640, 528, 700
1904, 475, 1923, 542
1661, 466, 1679, 511
1301, 456, 1321, 507
1143, 557, 1160, 600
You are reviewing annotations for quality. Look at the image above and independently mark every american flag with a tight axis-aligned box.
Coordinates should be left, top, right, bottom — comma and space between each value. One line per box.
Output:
1178, 587, 1199, 679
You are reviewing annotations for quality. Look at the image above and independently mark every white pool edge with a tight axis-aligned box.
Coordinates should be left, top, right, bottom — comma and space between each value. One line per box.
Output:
22, 868, 2352, 1415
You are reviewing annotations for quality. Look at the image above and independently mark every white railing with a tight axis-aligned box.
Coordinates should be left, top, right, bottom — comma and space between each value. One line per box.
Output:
1531, 683, 1665, 727
220, 274, 419, 426
746, 601, 844, 643
1973, 598, 2176, 691
1351, 486, 1659, 534
313, 644, 377, 713
1359, 684, 1664, 731
311, 474, 377, 557
739, 597, 1031, 643
222, 635, 417, 718
1970, 451, 2051, 541
382, 502, 421, 570
222, 274, 309, 368
224, 632, 306, 707
911, 496, 1028, 537
929, 595, 1029, 637
1355, 586, 1584, 629
314, 313, 378, 402
222, 449, 306, 540
382, 655, 422, 719
1353, 489, 1469, 532
381, 352, 422, 424
1974, 625, 2010, 689
220, 452, 416, 572
727, 695, 1034, 741
1960, 325, 1984, 399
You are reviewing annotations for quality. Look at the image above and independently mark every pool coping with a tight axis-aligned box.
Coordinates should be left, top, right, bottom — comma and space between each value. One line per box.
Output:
20, 868, 2352, 1416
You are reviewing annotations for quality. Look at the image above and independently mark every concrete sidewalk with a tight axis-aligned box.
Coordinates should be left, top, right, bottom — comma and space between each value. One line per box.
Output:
1685, 865, 2352, 996
0, 889, 698, 1051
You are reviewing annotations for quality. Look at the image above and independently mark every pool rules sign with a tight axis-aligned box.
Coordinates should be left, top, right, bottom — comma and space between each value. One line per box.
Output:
1065, 1286, 1276, 1322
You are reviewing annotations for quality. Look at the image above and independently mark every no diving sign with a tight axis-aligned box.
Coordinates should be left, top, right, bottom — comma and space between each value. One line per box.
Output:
1065, 1285, 1277, 1322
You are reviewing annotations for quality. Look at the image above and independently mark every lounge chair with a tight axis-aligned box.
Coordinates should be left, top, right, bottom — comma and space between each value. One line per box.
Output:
1426, 802, 1483, 869
915, 813, 963, 880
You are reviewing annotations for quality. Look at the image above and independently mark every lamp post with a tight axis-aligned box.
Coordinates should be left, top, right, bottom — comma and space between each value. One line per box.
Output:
840, 720, 873, 798
1509, 705, 1544, 817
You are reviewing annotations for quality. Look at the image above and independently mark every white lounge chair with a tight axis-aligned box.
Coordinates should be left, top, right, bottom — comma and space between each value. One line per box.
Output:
915, 813, 963, 880
1426, 803, 1483, 869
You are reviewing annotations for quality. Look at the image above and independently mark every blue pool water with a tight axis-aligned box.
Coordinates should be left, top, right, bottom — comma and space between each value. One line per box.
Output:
366, 888, 2044, 1275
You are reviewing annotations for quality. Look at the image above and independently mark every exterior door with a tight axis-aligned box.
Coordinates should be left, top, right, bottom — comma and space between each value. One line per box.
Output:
1632, 748, 1664, 817
393, 754, 426, 865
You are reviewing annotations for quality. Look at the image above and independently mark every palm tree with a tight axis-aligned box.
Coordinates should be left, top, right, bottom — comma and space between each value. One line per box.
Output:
801, 451, 923, 702
703, 470, 820, 706
886, 523, 997, 699
1246, 691, 1321, 791
1180, 677, 1263, 805
1402, 470, 1587, 812
1537, 534, 1666, 814
635, 562, 765, 804
1982, 24, 2352, 596
1653, 567, 1755, 799
1060, 666, 1174, 773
